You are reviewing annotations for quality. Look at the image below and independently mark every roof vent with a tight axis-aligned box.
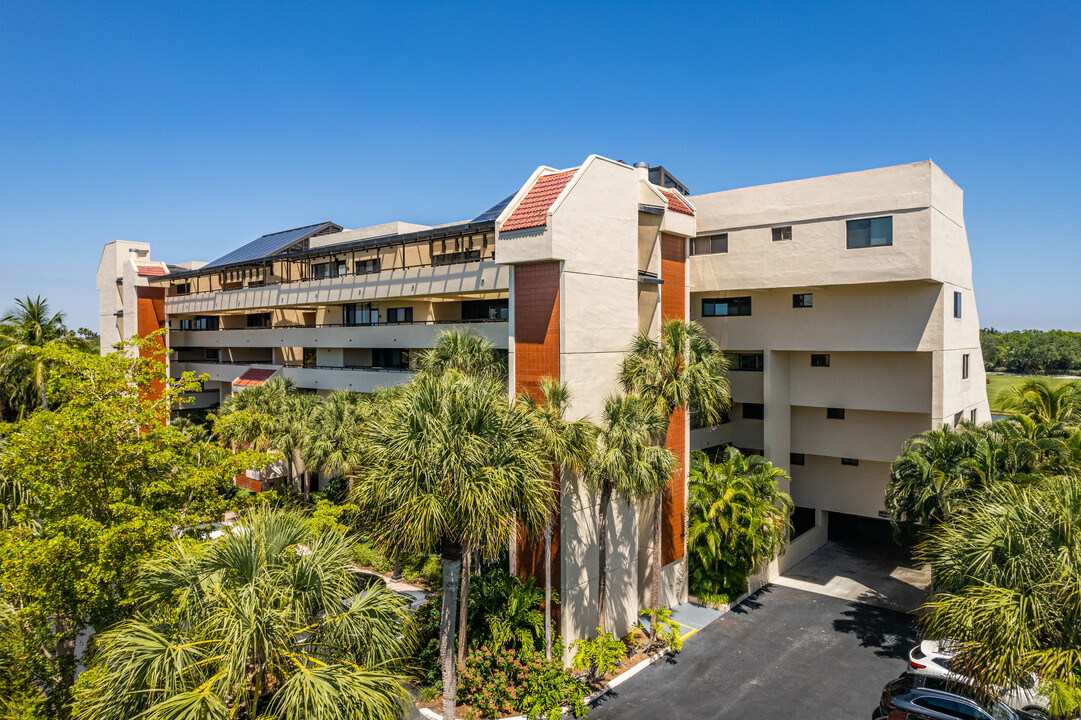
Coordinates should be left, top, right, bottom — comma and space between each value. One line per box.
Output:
633, 162, 650, 169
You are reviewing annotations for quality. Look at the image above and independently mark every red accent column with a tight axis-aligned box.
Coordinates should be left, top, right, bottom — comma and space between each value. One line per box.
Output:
660, 234, 687, 565
512, 262, 561, 597
135, 286, 168, 422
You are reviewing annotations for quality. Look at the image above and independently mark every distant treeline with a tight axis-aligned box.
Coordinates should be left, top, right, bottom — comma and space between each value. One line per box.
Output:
981, 328, 1081, 375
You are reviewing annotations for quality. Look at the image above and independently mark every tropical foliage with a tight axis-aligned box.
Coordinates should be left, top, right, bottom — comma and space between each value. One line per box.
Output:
0, 296, 94, 420
351, 333, 550, 720
887, 395, 1081, 716
686, 448, 793, 603
72, 507, 413, 720
518, 377, 597, 660
0, 338, 265, 716
981, 327, 1081, 375
459, 644, 587, 720
585, 393, 674, 634
618, 318, 730, 638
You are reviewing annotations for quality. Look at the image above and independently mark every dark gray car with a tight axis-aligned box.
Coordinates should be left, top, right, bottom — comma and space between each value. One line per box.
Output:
878, 673, 1049, 720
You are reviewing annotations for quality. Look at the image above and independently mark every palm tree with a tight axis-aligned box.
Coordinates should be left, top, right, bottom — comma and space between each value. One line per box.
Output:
584, 394, 674, 634
618, 318, 729, 634
686, 448, 792, 600
0, 296, 86, 416
73, 506, 412, 720
1000, 377, 1081, 425
216, 377, 321, 499
518, 377, 597, 660
352, 370, 549, 720
916, 474, 1081, 718
302, 390, 372, 488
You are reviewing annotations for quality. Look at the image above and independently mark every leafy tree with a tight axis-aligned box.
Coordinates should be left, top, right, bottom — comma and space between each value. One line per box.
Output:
72, 506, 412, 720
352, 370, 549, 720
1000, 377, 1081, 424
618, 319, 729, 637
0, 296, 89, 419
518, 377, 597, 660
584, 394, 674, 634
0, 338, 264, 714
917, 475, 1081, 718
686, 448, 792, 602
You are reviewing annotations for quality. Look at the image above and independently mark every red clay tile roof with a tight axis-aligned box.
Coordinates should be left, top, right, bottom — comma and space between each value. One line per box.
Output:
662, 190, 694, 216
234, 368, 277, 387
136, 264, 167, 276
501, 169, 577, 232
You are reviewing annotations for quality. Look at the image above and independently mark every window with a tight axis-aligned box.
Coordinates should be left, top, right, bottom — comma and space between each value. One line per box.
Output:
772, 226, 792, 242
841, 457, 859, 466
914, 696, 984, 720
691, 234, 728, 255
385, 307, 413, 324
791, 506, 816, 539
962, 353, 970, 380
846, 216, 893, 248
811, 353, 831, 367
180, 315, 219, 331
205, 348, 219, 361
792, 293, 813, 308
954, 291, 962, 318
372, 348, 409, 369
742, 403, 764, 420
790, 453, 805, 466
355, 258, 381, 275
312, 260, 347, 280
971, 408, 977, 423
246, 313, 271, 328
462, 299, 509, 321
702, 296, 751, 317
827, 407, 845, 420
344, 302, 379, 327
302, 347, 317, 369
731, 352, 764, 371
175, 283, 191, 295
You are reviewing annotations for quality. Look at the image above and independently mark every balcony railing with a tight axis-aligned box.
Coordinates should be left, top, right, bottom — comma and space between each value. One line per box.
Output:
283, 363, 414, 374
170, 317, 508, 331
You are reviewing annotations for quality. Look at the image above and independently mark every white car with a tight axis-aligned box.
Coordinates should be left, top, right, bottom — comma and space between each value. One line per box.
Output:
908, 640, 1052, 718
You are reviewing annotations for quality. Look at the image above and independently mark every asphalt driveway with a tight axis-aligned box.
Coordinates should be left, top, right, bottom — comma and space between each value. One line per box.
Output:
589, 583, 917, 719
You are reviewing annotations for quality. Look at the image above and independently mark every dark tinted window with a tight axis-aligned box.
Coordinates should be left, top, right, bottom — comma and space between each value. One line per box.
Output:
462, 299, 509, 321
703, 297, 751, 317
731, 352, 763, 371
692, 234, 728, 255
811, 353, 830, 367
846, 216, 893, 248
385, 307, 413, 324
772, 226, 792, 242
793, 293, 813, 308
742, 403, 764, 420
954, 291, 963, 318
827, 407, 845, 419
790, 453, 805, 466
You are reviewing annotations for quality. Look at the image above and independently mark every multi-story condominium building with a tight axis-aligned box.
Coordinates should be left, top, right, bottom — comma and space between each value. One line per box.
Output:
96, 156, 989, 644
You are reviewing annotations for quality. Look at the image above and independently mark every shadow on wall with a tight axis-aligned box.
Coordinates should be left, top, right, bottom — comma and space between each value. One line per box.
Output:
832, 598, 918, 660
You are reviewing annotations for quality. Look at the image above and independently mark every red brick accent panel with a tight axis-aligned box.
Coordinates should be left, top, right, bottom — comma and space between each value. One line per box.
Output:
660, 234, 687, 565
135, 286, 167, 420
513, 261, 561, 597
234, 473, 264, 493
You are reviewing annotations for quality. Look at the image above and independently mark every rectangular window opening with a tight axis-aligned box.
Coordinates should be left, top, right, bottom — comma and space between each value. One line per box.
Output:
811, 353, 830, 367
846, 216, 893, 248
793, 293, 813, 308
702, 296, 751, 317
772, 226, 792, 242
790, 453, 805, 466
826, 407, 845, 420
954, 291, 962, 318
962, 353, 970, 380
691, 233, 728, 255
730, 352, 764, 371
742, 403, 764, 420
841, 457, 859, 466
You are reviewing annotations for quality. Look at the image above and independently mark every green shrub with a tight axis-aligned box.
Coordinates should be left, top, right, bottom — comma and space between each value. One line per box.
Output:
458, 644, 587, 720
639, 607, 683, 652
571, 629, 626, 684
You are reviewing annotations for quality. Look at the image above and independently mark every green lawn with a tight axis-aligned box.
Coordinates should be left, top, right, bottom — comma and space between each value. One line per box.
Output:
986, 374, 1076, 413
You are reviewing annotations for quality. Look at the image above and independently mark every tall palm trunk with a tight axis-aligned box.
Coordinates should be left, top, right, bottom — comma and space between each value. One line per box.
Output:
38, 378, 48, 412
456, 547, 471, 665
596, 484, 613, 634
651, 491, 663, 644
544, 464, 560, 661
440, 543, 464, 720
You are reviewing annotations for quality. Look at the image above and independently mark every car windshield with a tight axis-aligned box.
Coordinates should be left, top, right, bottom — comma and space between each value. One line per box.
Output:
986, 701, 1016, 720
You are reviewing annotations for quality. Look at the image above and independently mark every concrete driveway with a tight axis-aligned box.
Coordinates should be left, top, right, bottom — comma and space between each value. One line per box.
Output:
590, 542, 922, 719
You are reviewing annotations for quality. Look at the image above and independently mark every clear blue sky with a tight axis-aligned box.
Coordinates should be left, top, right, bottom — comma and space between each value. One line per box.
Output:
1, 1, 1078, 332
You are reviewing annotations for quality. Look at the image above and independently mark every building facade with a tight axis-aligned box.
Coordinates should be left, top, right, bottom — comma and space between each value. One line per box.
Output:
96, 156, 989, 644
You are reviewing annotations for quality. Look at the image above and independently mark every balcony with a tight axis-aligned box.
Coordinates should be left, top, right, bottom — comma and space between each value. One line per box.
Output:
171, 360, 416, 393
170, 318, 508, 351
